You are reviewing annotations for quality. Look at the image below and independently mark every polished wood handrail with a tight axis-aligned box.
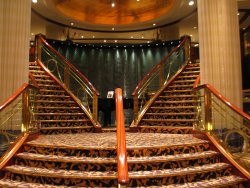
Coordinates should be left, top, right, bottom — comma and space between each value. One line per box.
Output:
115, 88, 129, 185
0, 83, 29, 111
29, 72, 39, 89
193, 84, 250, 121
206, 132, 250, 179
36, 34, 100, 96
132, 36, 189, 95
36, 59, 101, 129
193, 74, 200, 88
0, 133, 29, 170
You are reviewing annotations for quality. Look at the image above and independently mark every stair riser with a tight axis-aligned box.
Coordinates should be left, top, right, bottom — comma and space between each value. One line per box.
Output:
36, 109, 81, 113
35, 103, 78, 108
139, 121, 194, 127
35, 97, 72, 101
147, 108, 196, 113
40, 128, 95, 135
144, 114, 196, 119
126, 143, 210, 157
4, 173, 117, 187
36, 115, 88, 121
157, 97, 197, 101
138, 126, 193, 134
39, 121, 92, 128
15, 158, 117, 172
128, 167, 231, 187
23, 145, 117, 158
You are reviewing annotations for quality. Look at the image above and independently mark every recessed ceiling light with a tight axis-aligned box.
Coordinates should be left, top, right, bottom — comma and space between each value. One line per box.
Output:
70, 22, 74, 26
32, 0, 38, 3
153, 23, 156, 26
131, 36, 134, 38
193, 26, 197, 29
137, 0, 140, 2
237, 13, 240, 16
112, 27, 115, 31
104, 40, 107, 43
81, 35, 84, 38
147, 41, 150, 43
112, 2, 115, 7
92, 36, 95, 38
189, 1, 194, 6
115, 40, 117, 43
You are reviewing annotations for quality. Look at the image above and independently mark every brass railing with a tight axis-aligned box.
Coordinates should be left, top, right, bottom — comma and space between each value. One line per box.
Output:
35, 34, 99, 124
0, 83, 38, 162
193, 84, 250, 172
132, 36, 191, 123
115, 88, 129, 187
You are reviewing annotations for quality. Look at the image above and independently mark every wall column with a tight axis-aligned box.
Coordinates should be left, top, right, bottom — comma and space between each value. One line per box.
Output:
0, 0, 31, 104
197, 0, 242, 108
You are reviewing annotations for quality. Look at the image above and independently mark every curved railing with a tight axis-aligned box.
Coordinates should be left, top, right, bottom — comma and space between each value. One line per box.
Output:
0, 83, 38, 162
115, 88, 129, 186
132, 36, 191, 123
193, 83, 250, 173
35, 34, 99, 123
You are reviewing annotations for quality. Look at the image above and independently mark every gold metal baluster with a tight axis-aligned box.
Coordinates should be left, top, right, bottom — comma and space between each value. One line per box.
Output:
92, 93, 98, 123
204, 88, 212, 132
64, 64, 70, 88
22, 89, 30, 133
133, 94, 138, 124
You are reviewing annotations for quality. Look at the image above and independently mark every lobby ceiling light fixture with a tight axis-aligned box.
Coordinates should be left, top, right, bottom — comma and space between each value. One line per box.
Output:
111, 2, 115, 7
70, 22, 74, 26
153, 23, 156, 26
188, 1, 194, 6
32, 0, 38, 3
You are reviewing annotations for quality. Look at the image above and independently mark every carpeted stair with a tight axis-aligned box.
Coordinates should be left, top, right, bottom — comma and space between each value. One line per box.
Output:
29, 62, 94, 134
0, 133, 248, 187
0, 62, 248, 187
137, 63, 200, 134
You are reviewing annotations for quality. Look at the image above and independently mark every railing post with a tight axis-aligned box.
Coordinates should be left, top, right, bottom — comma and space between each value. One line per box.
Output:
204, 88, 212, 132
181, 35, 191, 63
22, 89, 30, 133
133, 94, 138, 124
64, 64, 70, 88
92, 93, 98, 123
36, 37, 42, 61
159, 65, 164, 87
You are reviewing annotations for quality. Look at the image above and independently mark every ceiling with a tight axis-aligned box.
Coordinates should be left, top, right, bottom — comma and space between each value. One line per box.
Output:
31, 0, 250, 44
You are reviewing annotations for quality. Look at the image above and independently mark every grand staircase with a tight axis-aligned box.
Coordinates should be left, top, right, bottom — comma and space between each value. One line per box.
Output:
0, 62, 248, 187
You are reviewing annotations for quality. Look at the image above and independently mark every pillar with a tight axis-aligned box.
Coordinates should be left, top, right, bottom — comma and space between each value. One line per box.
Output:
0, 0, 31, 104
197, 0, 242, 108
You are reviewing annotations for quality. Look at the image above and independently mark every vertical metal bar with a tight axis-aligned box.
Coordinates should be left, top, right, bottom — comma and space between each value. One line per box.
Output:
204, 88, 212, 132
92, 93, 98, 123
182, 35, 191, 63
133, 94, 138, 124
36, 36, 42, 61
64, 64, 70, 88
159, 65, 164, 87
22, 89, 30, 133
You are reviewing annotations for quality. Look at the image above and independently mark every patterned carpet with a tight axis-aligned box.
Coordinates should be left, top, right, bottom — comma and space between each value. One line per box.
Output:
26, 132, 208, 149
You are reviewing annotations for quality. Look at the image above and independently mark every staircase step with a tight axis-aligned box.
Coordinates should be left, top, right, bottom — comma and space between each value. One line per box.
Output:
164, 89, 192, 93
35, 94, 71, 98
146, 112, 196, 116
142, 119, 197, 122
159, 95, 196, 98
39, 89, 65, 93
128, 163, 231, 186
182, 71, 200, 74
150, 106, 196, 109
5, 165, 117, 179
173, 80, 196, 83
169, 85, 193, 88
164, 175, 247, 188
185, 67, 200, 70
39, 119, 90, 123
33, 74, 50, 78
139, 126, 193, 134
36, 100, 75, 104
35, 79, 55, 83
177, 75, 198, 79
0, 179, 69, 188
29, 70, 45, 74
37, 84, 61, 88
35, 112, 84, 116
154, 100, 197, 104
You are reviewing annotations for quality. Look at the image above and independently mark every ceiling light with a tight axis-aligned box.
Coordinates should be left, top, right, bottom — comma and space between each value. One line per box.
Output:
70, 22, 74, 26
92, 36, 95, 38
137, 0, 140, 2
237, 13, 240, 16
131, 36, 134, 38
81, 35, 84, 38
147, 41, 150, 43
153, 23, 156, 26
112, 27, 115, 31
193, 26, 197, 29
189, 1, 194, 6
194, 44, 199, 47
112, 2, 115, 7
32, 0, 38, 3
104, 40, 107, 43
115, 40, 117, 43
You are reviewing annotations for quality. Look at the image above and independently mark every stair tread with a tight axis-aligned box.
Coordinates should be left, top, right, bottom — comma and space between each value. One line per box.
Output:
5, 165, 117, 179
35, 106, 80, 109
159, 95, 196, 98
163, 175, 247, 188
35, 94, 70, 98
35, 112, 84, 116
151, 106, 196, 109
146, 112, 196, 115
36, 100, 75, 103
129, 163, 230, 178
40, 126, 93, 130
142, 119, 197, 122
16, 150, 219, 164
39, 119, 90, 122
0, 179, 68, 188
39, 89, 65, 92
173, 80, 196, 83
155, 100, 197, 103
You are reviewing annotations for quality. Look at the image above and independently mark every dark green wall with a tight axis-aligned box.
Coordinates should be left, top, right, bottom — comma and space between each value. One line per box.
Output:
48, 40, 182, 98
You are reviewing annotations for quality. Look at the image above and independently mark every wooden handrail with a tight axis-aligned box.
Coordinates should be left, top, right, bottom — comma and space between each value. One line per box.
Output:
36, 34, 100, 96
0, 83, 29, 111
193, 74, 200, 88
29, 72, 39, 89
132, 36, 189, 95
193, 84, 250, 122
115, 88, 129, 185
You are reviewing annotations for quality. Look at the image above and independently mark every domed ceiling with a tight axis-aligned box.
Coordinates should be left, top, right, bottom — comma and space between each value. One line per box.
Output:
32, 0, 197, 32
